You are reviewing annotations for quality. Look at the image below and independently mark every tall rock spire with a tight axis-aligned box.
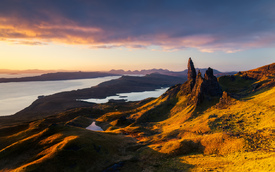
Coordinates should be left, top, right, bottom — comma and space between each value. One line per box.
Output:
187, 57, 196, 81
183, 58, 223, 105
190, 67, 223, 105
186, 57, 197, 91
203, 67, 223, 97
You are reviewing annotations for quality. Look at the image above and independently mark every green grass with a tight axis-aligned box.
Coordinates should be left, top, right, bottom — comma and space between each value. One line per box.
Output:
218, 75, 256, 96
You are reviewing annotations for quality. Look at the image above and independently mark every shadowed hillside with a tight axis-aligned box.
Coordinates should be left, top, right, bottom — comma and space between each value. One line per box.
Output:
0, 59, 274, 171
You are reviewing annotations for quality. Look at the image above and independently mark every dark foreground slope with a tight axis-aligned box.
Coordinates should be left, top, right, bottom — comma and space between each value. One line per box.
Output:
0, 61, 274, 171
0, 109, 143, 172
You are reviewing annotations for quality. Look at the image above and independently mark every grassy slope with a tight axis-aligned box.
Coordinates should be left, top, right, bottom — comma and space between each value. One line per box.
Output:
95, 69, 275, 171
177, 86, 275, 172
94, 84, 274, 171
0, 64, 274, 171
0, 110, 142, 172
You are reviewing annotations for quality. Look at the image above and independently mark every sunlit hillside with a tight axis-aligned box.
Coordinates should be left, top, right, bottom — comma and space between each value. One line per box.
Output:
0, 61, 274, 171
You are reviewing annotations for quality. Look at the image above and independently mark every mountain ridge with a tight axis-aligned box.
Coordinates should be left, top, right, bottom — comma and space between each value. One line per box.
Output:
0, 68, 237, 83
109, 68, 237, 78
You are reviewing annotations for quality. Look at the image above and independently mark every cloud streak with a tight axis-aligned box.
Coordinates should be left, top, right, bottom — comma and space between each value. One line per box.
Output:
0, 0, 275, 52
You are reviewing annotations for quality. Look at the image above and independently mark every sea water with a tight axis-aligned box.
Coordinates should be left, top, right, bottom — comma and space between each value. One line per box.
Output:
86, 122, 103, 131
0, 76, 120, 116
79, 87, 169, 104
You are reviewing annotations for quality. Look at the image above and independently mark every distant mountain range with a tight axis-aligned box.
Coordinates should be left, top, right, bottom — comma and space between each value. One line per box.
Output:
0, 68, 236, 83
0, 69, 58, 74
109, 68, 237, 78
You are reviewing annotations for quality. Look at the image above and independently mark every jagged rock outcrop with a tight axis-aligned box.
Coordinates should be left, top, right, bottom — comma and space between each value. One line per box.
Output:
185, 58, 223, 105
184, 58, 197, 94
192, 67, 223, 105
191, 70, 205, 105
216, 91, 233, 109
203, 67, 223, 97
188, 57, 196, 81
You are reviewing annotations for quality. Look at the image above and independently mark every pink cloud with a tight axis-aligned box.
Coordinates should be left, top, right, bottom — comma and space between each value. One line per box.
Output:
0, 13, 274, 54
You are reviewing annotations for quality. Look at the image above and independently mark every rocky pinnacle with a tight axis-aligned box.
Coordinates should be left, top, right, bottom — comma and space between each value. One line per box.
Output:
203, 67, 223, 97
188, 57, 196, 81
186, 60, 223, 105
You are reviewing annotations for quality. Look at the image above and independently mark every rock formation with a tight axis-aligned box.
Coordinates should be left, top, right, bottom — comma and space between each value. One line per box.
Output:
216, 91, 233, 109
183, 57, 197, 94
190, 70, 204, 104
188, 57, 196, 81
186, 58, 223, 105
203, 67, 223, 97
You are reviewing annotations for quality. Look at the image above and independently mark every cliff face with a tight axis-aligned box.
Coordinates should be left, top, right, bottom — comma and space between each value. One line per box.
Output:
187, 59, 222, 105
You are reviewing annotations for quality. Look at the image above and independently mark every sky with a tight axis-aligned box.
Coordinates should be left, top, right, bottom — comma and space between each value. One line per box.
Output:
0, 0, 274, 72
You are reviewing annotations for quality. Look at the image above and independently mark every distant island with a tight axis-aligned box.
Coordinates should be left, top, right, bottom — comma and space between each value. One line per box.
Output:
0, 72, 118, 83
